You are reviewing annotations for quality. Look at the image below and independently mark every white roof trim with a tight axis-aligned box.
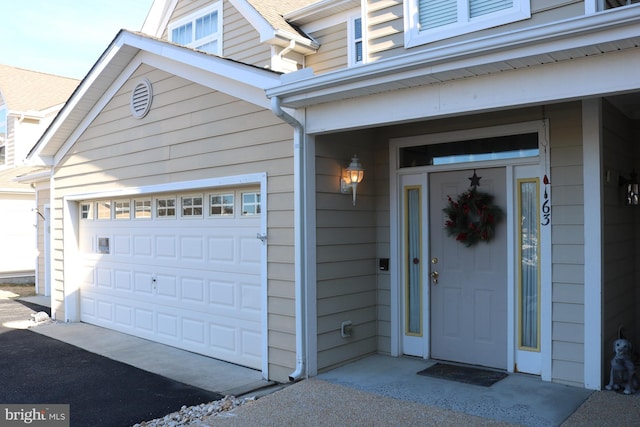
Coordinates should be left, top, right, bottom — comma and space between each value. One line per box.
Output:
228, 0, 275, 44
141, 0, 178, 37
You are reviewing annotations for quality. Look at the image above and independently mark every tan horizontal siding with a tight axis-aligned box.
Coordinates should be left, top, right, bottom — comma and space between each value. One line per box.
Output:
223, 1, 272, 67
314, 134, 379, 372
307, 23, 349, 74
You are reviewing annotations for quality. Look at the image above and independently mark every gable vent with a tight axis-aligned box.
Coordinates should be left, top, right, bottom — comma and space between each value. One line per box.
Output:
130, 78, 153, 119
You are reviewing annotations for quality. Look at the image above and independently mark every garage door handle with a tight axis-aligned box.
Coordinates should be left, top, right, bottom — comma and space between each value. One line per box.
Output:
256, 233, 267, 243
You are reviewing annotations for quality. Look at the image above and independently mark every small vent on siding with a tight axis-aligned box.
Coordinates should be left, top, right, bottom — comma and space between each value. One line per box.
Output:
130, 78, 153, 119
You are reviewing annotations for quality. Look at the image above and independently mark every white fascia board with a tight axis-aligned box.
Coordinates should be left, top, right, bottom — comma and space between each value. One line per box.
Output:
267, 5, 640, 104
141, 0, 178, 37
13, 169, 51, 184
228, 0, 276, 43
8, 109, 45, 120
304, 47, 640, 134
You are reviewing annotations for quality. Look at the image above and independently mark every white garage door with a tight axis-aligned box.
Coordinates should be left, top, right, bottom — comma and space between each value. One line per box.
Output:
78, 188, 263, 370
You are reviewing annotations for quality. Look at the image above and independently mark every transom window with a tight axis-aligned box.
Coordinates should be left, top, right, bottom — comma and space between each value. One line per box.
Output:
80, 188, 260, 221
405, 0, 530, 46
399, 132, 538, 168
168, 3, 222, 55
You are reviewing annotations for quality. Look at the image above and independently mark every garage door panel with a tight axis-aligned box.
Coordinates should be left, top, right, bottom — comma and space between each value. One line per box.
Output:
134, 272, 154, 294
97, 267, 112, 288
114, 269, 132, 290
156, 235, 177, 258
114, 234, 131, 255
115, 304, 133, 326
134, 236, 153, 256
158, 312, 178, 338
182, 278, 205, 302
181, 236, 205, 260
79, 189, 263, 370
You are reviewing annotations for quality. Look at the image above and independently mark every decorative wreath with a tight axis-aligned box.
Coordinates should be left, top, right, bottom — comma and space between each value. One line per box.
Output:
443, 188, 504, 247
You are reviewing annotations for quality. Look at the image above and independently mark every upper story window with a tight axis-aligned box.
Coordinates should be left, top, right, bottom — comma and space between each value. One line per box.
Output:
0, 105, 6, 166
405, 0, 530, 47
349, 16, 364, 66
168, 3, 222, 55
599, 0, 640, 10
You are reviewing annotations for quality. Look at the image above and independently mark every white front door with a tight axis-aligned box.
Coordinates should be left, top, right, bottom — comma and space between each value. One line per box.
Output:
429, 168, 507, 369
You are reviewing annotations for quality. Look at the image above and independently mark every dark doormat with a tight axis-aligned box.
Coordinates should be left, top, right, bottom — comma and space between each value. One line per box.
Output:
417, 363, 508, 387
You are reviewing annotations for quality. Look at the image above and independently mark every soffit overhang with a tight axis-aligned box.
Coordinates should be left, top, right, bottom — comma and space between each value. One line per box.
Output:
266, 6, 640, 109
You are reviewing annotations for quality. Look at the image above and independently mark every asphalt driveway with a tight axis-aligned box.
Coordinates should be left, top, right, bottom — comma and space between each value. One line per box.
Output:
0, 298, 222, 426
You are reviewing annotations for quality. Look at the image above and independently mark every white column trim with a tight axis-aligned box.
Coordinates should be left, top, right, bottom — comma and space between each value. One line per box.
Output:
583, 98, 603, 390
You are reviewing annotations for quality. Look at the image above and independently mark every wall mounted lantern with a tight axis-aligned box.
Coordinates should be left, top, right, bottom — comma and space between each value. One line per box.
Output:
620, 170, 639, 206
340, 155, 365, 206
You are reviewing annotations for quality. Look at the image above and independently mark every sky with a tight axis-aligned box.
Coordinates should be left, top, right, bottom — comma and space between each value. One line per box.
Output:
0, 0, 155, 80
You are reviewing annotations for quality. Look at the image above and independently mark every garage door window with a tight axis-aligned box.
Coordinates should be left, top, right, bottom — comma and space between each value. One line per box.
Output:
80, 203, 93, 220
156, 197, 177, 218
181, 195, 203, 217
242, 192, 260, 216
115, 200, 131, 220
210, 193, 234, 216
97, 202, 111, 220
134, 199, 152, 219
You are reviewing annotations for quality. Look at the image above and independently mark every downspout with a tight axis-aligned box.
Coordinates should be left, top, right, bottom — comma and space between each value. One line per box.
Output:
270, 96, 306, 382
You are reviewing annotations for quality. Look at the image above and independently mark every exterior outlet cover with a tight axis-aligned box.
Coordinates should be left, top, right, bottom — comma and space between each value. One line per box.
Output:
341, 320, 353, 338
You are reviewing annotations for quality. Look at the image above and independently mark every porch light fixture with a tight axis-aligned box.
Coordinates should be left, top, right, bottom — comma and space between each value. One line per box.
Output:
340, 155, 365, 206
620, 170, 639, 206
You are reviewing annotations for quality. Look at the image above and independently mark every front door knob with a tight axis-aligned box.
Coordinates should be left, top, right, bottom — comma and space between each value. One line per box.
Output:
431, 271, 439, 285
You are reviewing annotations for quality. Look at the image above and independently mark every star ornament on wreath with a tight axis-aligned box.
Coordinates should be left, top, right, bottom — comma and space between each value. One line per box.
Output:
443, 172, 504, 247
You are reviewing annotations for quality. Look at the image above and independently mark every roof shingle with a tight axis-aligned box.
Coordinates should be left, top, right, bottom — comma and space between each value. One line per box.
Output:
0, 64, 79, 112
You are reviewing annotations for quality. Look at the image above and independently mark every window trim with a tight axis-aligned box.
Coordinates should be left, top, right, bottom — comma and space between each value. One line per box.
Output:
80, 203, 93, 220
168, 2, 222, 55
114, 200, 131, 220
180, 194, 204, 218
348, 14, 364, 66
155, 196, 177, 219
404, 0, 531, 48
241, 192, 261, 216
134, 199, 152, 220
209, 193, 235, 217
96, 201, 112, 220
